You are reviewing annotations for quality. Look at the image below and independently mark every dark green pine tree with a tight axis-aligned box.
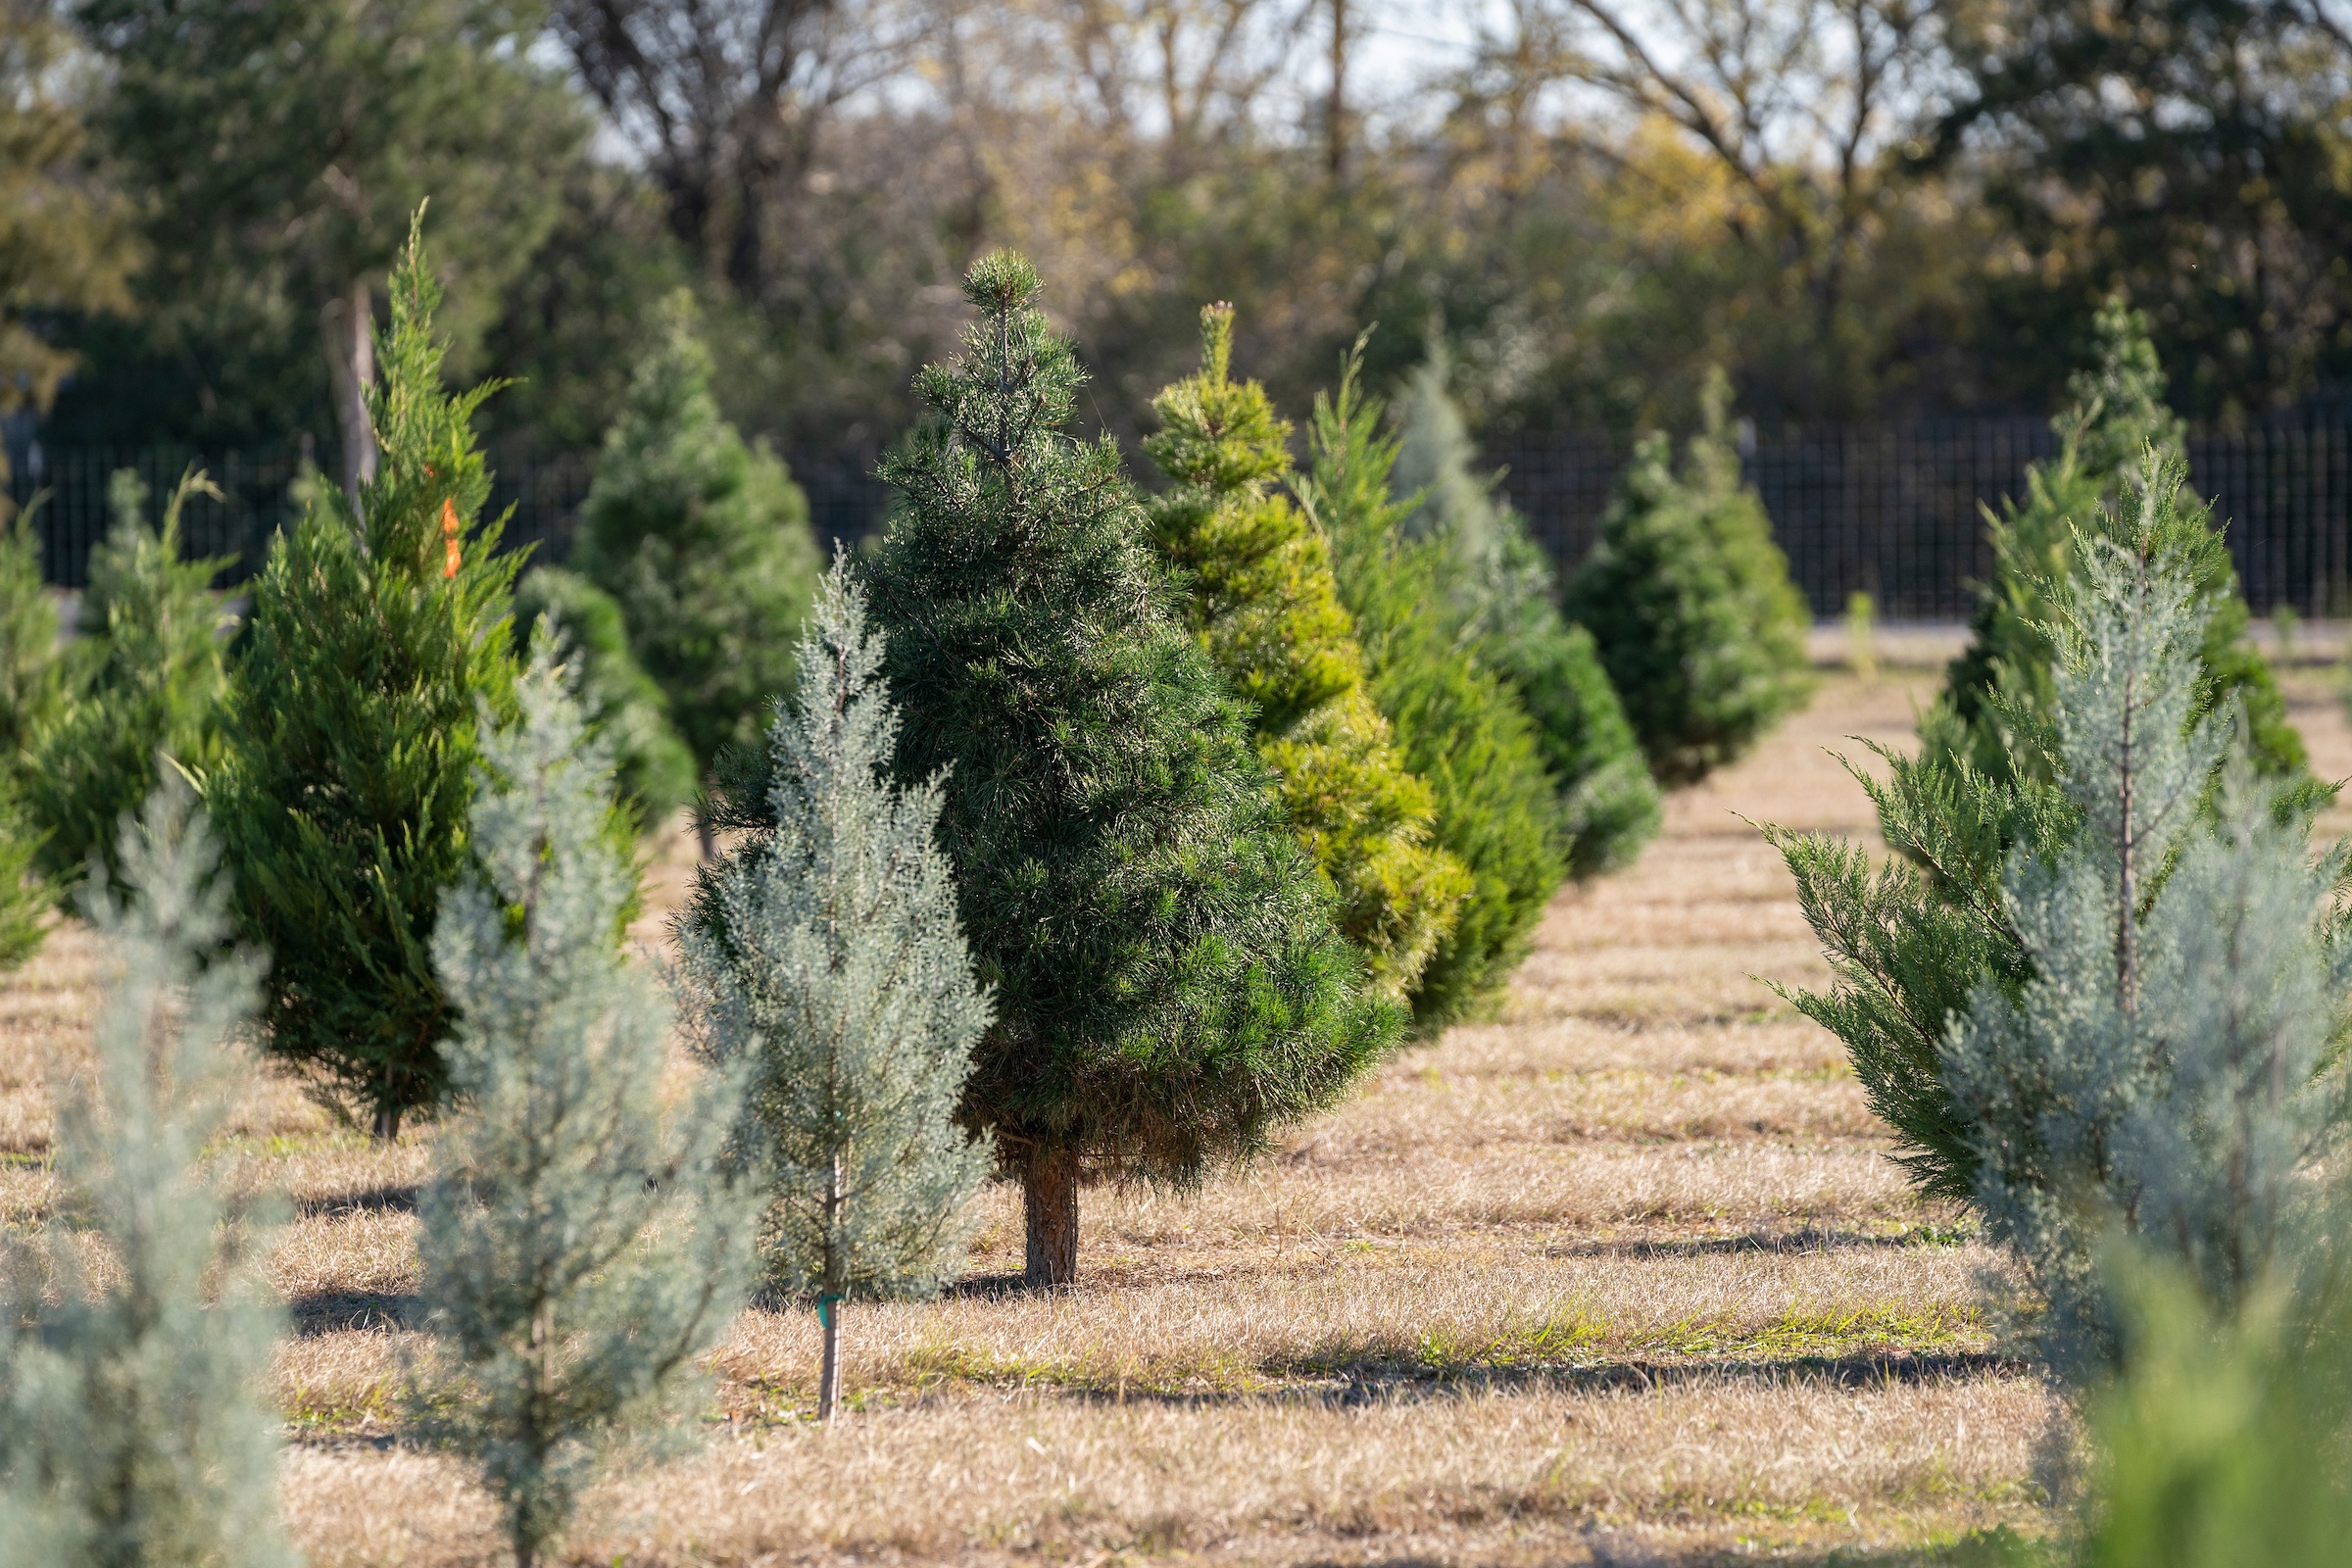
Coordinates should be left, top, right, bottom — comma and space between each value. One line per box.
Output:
572, 290, 824, 838
1937, 299, 2303, 783
1564, 369, 1812, 786
855, 254, 1396, 1287
204, 218, 522, 1140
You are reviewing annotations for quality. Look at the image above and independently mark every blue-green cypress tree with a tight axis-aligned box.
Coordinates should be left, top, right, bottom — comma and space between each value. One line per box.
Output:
854, 254, 1395, 1286
0, 783, 291, 1568
513, 565, 697, 835
416, 647, 753, 1568
679, 563, 993, 1419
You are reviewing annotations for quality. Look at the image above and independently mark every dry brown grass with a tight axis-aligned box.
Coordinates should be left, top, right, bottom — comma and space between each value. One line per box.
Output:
19, 652, 2238, 1564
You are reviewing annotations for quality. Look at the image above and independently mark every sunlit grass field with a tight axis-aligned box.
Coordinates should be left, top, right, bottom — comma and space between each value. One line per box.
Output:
8, 636, 2349, 1564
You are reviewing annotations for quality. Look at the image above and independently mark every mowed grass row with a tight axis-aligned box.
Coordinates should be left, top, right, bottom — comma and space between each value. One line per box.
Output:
44, 651, 2352, 1562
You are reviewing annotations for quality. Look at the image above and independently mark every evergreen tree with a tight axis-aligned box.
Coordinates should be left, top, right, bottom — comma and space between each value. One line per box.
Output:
1563, 369, 1812, 786
0, 782, 291, 1568
679, 564, 993, 1420
1941, 499, 2347, 1376
1141, 305, 1471, 1002
416, 648, 753, 1568
1767, 455, 2329, 1212
24, 468, 233, 898
204, 218, 522, 1140
1391, 352, 1661, 876
514, 565, 697, 835
1297, 343, 1566, 1029
858, 254, 1394, 1286
1938, 301, 2303, 784
573, 289, 824, 827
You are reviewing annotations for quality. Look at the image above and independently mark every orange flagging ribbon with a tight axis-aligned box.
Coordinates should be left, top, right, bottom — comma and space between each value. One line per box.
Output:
441, 496, 461, 578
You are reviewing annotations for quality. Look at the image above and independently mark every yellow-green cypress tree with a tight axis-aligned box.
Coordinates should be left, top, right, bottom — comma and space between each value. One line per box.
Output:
1143, 304, 1470, 1002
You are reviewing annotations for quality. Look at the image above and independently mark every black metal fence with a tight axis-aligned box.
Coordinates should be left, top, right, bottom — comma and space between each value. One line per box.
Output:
1495, 415, 2352, 619
14, 416, 2352, 616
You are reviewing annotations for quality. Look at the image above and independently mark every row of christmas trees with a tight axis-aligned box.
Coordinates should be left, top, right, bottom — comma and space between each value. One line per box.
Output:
1768, 306, 2351, 1561
0, 226, 1807, 1566
0, 227, 1816, 1240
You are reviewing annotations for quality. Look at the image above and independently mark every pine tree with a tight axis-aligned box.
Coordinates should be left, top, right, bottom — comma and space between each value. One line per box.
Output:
678, 564, 993, 1420
1941, 492, 2347, 1373
573, 290, 824, 818
1563, 370, 1812, 786
514, 565, 697, 835
857, 254, 1394, 1286
1141, 305, 1471, 1002
1391, 352, 1661, 876
1296, 342, 1566, 1029
24, 468, 233, 898
204, 217, 523, 1140
0, 782, 292, 1568
416, 648, 753, 1568
1938, 300, 2303, 783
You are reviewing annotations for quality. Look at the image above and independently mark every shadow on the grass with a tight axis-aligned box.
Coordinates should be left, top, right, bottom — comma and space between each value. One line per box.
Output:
1290, 1525, 2049, 1568
292, 1182, 419, 1220
287, 1288, 418, 1337
1546, 1225, 1971, 1260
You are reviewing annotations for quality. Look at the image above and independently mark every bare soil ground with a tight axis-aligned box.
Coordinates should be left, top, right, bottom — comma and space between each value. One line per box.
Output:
12, 645, 2351, 1566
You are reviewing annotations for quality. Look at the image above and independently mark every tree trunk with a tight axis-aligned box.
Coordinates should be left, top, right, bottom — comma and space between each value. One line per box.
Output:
817, 1299, 842, 1422
1022, 1148, 1079, 1288
320, 277, 377, 502
372, 1101, 402, 1143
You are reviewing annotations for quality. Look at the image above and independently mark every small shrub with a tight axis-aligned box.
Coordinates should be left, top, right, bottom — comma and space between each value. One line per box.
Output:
24, 467, 233, 898
0, 501, 57, 970
514, 565, 697, 834
859, 254, 1393, 1286
1564, 369, 1811, 785
205, 217, 523, 1139
1939, 300, 2302, 784
573, 290, 823, 811
1391, 353, 1659, 877
416, 646, 754, 1568
0, 783, 291, 1567
1142, 304, 1472, 1001
678, 564, 993, 1420
1297, 341, 1565, 1029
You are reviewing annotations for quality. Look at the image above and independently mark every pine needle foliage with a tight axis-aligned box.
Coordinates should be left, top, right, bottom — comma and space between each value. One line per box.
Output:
0, 782, 291, 1568
1941, 490, 2350, 1377
416, 649, 753, 1568
1141, 304, 1471, 1002
204, 216, 523, 1140
1939, 300, 2302, 784
855, 254, 1394, 1285
24, 467, 233, 899
574, 289, 824, 790
678, 564, 992, 1418
514, 566, 697, 835
1391, 352, 1660, 877
1564, 369, 1812, 786
1296, 341, 1565, 1029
